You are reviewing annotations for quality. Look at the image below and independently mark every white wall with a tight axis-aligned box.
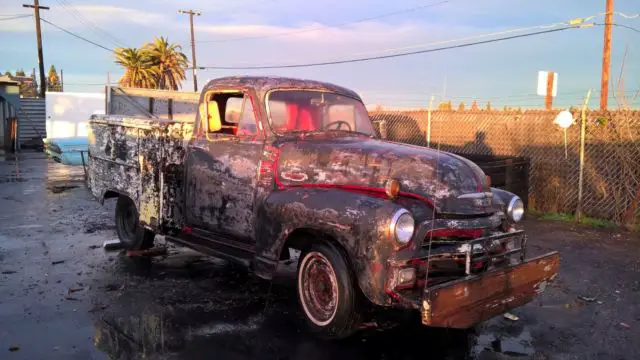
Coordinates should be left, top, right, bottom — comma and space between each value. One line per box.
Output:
46, 92, 105, 138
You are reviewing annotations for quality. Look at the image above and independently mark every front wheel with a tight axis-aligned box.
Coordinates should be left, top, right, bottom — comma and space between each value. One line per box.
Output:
115, 196, 155, 250
297, 242, 362, 339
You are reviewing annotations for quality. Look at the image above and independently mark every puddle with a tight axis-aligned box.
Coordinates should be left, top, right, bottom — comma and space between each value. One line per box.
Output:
472, 325, 536, 358
90, 248, 540, 360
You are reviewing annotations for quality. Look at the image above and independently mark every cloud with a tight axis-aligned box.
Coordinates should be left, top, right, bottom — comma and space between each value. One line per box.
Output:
71, 5, 169, 26
0, 4, 169, 32
0, 15, 35, 33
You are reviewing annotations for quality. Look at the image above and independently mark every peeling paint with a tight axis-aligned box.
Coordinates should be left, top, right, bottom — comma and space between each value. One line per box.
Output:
87, 77, 558, 330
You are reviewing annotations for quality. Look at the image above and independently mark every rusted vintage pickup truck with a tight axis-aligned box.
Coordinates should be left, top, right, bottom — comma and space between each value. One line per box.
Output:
87, 76, 559, 339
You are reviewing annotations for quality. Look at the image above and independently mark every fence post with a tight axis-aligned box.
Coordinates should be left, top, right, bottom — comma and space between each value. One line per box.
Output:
506, 158, 514, 193
427, 95, 435, 147
575, 89, 592, 223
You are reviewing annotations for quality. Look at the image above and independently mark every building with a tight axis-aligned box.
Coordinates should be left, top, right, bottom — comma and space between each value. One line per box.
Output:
0, 75, 21, 153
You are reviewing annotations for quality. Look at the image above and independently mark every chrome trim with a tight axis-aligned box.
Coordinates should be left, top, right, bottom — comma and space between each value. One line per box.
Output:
457, 192, 494, 200
390, 208, 414, 244
506, 196, 524, 222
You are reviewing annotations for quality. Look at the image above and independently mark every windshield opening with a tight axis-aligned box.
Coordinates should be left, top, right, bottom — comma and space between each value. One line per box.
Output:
267, 90, 375, 136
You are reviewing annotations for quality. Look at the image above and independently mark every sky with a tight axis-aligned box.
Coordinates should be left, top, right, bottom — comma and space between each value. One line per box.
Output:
1, 0, 639, 109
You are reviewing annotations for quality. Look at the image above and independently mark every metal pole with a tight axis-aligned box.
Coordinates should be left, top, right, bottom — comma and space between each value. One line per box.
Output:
60, 68, 64, 92
179, 9, 201, 92
23, 1, 49, 98
427, 95, 435, 147
576, 89, 593, 223
564, 129, 568, 159
600, 0, 614, 110
106, 72, 111, 115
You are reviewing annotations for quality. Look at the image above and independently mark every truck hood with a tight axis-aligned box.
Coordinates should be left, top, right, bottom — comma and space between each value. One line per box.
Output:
276, 135, 492, 215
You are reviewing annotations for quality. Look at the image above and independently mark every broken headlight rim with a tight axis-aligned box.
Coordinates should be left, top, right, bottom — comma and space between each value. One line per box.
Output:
390, 208, 415, 245
506, 196, 525, 223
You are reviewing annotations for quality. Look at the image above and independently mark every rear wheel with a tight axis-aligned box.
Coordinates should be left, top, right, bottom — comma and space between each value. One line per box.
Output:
297, 242, 362, 339
115, 196, 155, 250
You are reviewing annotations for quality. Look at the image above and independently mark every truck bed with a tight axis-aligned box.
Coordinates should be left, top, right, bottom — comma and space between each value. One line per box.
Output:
87, 115, 193, 230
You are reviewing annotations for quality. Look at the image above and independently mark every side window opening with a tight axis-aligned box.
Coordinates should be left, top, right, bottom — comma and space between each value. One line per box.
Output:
204, 92, 258, 136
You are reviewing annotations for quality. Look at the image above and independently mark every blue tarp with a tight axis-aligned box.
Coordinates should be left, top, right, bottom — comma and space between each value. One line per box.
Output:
43, 137, 89, 166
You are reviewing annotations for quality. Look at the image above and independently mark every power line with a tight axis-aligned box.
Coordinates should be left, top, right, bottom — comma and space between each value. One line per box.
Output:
63, 82, 116, 85
0, 14, 32, 21
199, 27, 577, 70
40, 17, 113, 52
349, 15, 598, 58
595, 22, 640, 34
54, 0, 128, 47
614, 12, 640, 19
196, 0, 453, 44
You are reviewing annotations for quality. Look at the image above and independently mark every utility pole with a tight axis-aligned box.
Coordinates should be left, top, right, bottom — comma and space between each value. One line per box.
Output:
60, 68, 63, 92
23, 0, 49, 98
600, 0, 614, 110
545, 71, 554, 110
178, 9, 201, 92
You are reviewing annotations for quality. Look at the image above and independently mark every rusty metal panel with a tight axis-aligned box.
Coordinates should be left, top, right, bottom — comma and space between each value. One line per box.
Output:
421, 251, 559, 328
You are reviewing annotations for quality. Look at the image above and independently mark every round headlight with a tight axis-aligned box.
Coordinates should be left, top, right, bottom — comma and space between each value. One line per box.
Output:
391, 209, 415, 244
507, 196, 525, 222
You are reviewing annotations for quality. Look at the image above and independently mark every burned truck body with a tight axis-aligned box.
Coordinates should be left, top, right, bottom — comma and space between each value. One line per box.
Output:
87, 77, 559, 339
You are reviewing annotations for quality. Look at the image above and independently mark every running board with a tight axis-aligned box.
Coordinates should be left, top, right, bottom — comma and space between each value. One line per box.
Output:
165, 230, 254, 268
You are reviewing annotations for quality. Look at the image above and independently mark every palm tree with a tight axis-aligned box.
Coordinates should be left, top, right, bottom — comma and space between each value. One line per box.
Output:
48, 65, 62, 92
114, 47, 157, 88
144, 37, 188, 90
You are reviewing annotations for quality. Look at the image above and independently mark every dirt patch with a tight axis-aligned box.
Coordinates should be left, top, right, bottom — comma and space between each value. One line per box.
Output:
48, 184, 80, 194
84, 221, 115, 234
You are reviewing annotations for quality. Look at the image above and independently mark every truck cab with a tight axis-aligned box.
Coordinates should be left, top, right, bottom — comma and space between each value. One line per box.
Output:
87, 76, 559, 339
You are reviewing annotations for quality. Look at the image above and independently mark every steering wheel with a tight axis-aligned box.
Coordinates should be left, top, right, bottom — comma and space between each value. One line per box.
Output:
323, 120, 353, 131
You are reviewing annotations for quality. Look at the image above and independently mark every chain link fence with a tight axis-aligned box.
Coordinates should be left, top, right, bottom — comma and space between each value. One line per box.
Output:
369, 109, 640, 226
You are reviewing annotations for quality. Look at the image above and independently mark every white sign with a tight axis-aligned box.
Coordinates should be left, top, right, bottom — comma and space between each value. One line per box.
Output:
537, 71, 558, 97
554, 110, 574, 129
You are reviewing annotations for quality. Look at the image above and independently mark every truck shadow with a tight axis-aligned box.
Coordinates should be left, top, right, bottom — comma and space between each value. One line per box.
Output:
91, 247, 536, 360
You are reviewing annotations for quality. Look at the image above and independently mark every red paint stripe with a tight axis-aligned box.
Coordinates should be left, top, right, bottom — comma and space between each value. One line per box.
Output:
426, 228, 484, 239
275, 182, 437, 208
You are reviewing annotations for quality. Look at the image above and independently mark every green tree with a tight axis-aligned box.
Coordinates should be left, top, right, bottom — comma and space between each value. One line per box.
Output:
486, 101, 492, 111
47, 65, 62, 92
19, 79, 37, 98
16, 69, 26, 77
114, 47, 157, 88
458, 102, 466, 111
3, 71, 12, 77
144, 36, 188, 90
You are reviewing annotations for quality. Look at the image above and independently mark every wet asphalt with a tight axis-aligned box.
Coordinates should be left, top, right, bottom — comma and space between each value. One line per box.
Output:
1, 152, 640, 360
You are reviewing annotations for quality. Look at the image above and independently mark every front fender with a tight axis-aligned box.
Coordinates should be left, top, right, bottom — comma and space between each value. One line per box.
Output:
255, 187, 400, 305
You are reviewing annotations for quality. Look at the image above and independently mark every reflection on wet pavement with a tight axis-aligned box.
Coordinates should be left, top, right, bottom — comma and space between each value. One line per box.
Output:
9, 153, 625, 360
89, 247, 538, 360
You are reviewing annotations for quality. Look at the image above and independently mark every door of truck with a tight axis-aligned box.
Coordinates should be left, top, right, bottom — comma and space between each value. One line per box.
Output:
184, 89, 263, 243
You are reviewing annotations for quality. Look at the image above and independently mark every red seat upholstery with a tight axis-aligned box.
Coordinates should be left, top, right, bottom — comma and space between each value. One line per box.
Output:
298, 108, 315, 131
286, 103, 299, 130
285, 103, 316, 131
